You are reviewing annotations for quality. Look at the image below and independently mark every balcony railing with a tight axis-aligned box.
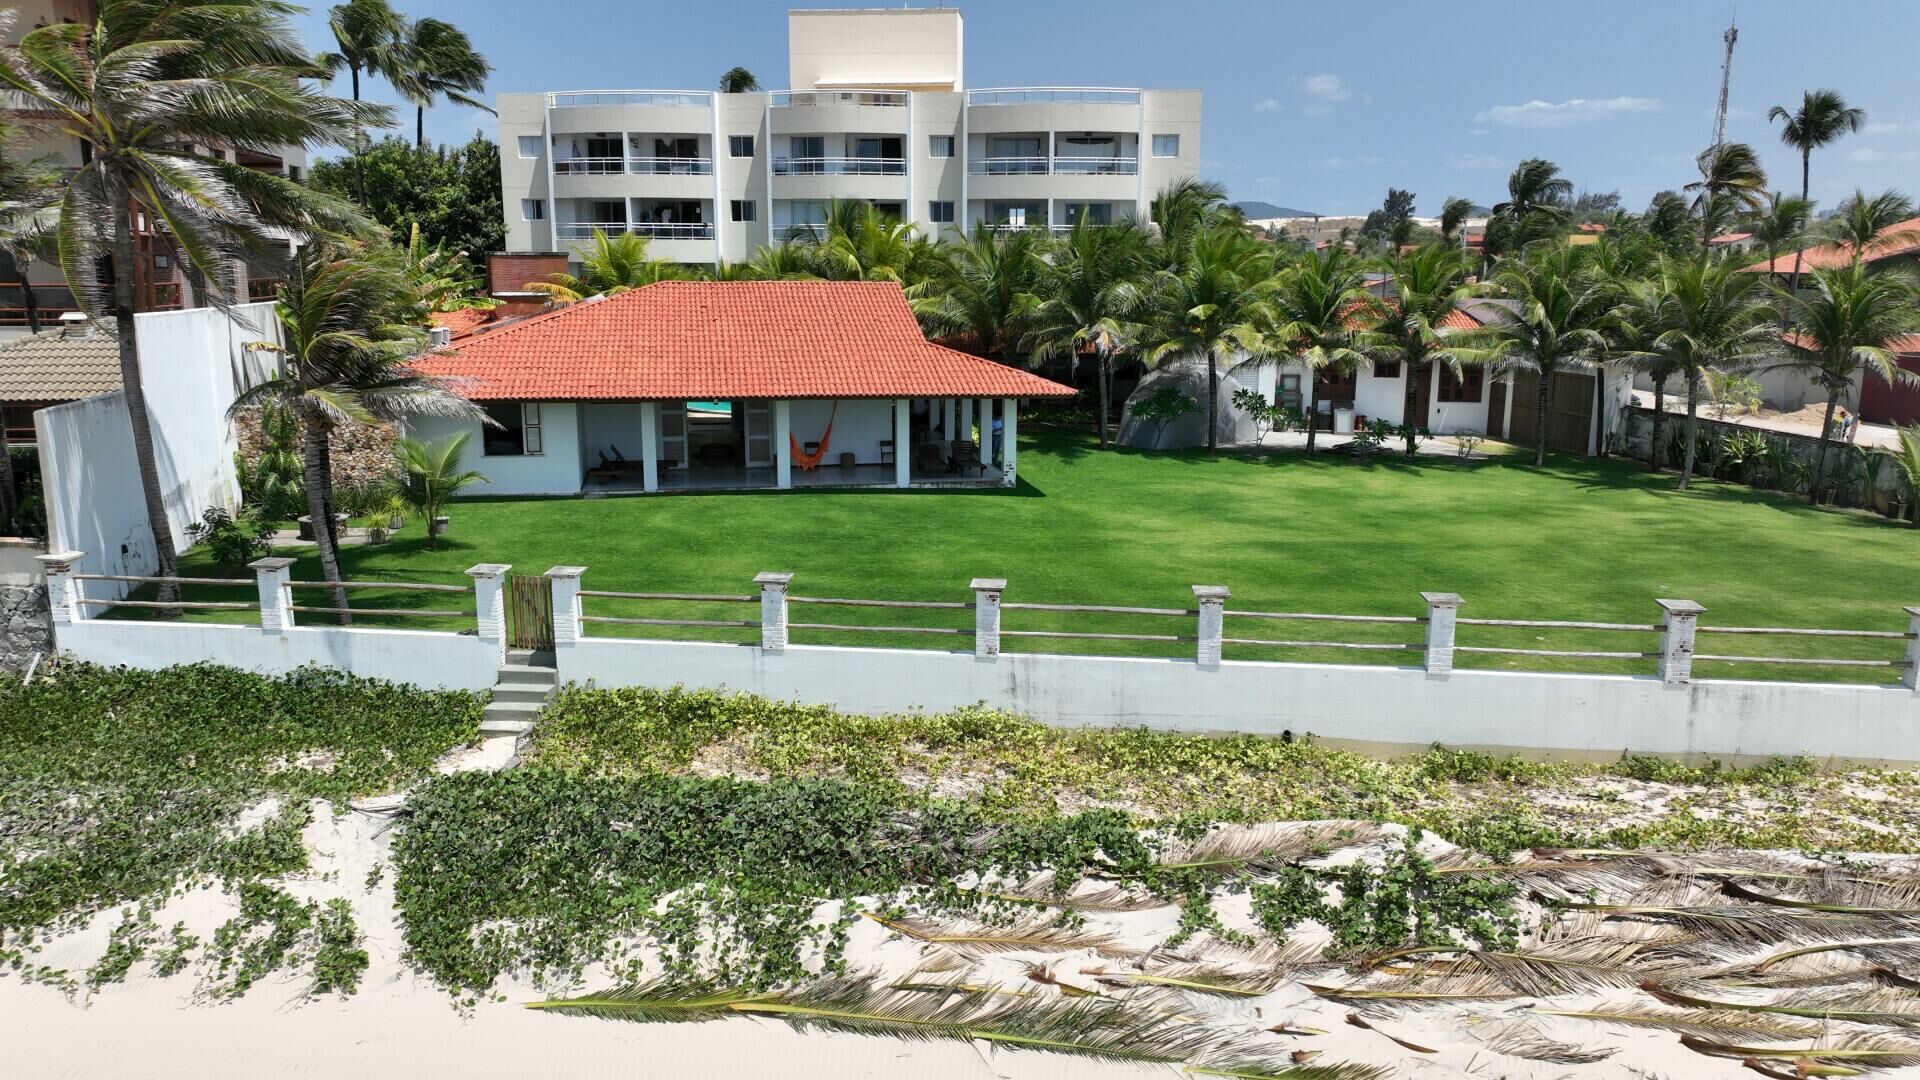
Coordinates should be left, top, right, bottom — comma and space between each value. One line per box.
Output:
557, 221, 715, 241
979, 222, 1050, 233
968, 157, 1140, 176
554, 157, 627, 175
969, 157, 1049, 176
769, 89, 907, 108
550, 91, 712, 108
773, 156, 906, 176
628, 157, 713, 176
966, 87, 1142, 106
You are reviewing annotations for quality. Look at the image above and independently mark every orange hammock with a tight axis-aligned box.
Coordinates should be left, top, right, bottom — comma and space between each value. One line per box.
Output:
790, 401, 839, 470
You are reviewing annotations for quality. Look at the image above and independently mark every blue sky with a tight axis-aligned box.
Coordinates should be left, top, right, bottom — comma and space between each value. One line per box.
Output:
291, 0, 1920, 218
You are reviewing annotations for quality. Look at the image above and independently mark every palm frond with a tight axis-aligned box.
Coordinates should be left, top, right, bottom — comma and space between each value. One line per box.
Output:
1724, 879, 1920, 916
1186, 1064, 1392, 1080
1306, 977, 1521, 1004
1529, 1004, 1827, 1041
1343, 1011, 1437, 1053
1467, 1018, 1619, 1065
525, 978, 773, 1021
1568, 901, 1888, 942
1085, 962, 1286, 997
966, 871, 1163, 912
1151, 821, 1384, 874
1680, 1033, 1920, 1069
1155, 934, 1332, 971
1644, 981, 1920, 1027
861, 912, 1143, 958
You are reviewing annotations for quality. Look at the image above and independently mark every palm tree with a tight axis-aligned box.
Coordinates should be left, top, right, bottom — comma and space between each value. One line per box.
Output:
1824, 188, 1920, 254
718, 67, 761, 93
319, 0, 406, 201
1438, 197, 1474, 245
1148, 177, 1232, 268
1265, 245, 1377, 458
230, 242, 482, 618
1619, 256, 1778, 489
914, 228, 1043, 366
1485, 244, 1611, 467
1022, 220, 1150, 448
1763, 261, 1920, 501
1488, 158, 1572, 256
528, 229, 696, 303
0, 0, 379, 609
1747, 193, 1813, 280
392, 17, 493, 151
1133, 228, 1275, 452
1685, 143, 1768, 250
1367, 244, 1495, 460
0, 130, 59, 535
806, 200, 945, 291
395, 433, 487, 551
1769, 90, 1865, 291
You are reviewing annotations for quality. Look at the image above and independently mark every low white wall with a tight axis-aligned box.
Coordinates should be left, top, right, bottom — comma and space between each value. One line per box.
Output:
555, 637, 1920, 766
792, 398, 893, 464
54, 619, 499, 691
411, 404, 585, 496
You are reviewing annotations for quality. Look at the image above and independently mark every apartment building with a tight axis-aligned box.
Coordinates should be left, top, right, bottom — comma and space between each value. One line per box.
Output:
498, 7, 1201, 266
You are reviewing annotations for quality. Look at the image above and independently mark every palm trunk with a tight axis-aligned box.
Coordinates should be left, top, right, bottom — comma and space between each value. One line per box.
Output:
0, 420, 16, 535
1095, 353, 1110, 449
1205, 352, 1218, 452
1788, 152, 1810, 295
300, 414, 350, 624
110, 176, 183, 612
1402, 360, 1419, 460
351, 66, 366, 205
416, 104, 426, 151
19, 265, 40, 334
1649, 375, 1667, 470
1533, 366, 1550, 467
1813, 391, 1838, 504
1679, 375, 1700, 490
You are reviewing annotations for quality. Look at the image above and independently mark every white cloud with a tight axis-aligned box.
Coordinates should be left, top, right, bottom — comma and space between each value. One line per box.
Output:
1474, 96, 1662, 128
1253, 97, 1283, 113
1312, 155, 1384, 170
1865, 120, 1906, 135
1849, 147, 1920, 164
1450, 153, 1504, 171
1297, 73, 1351, 116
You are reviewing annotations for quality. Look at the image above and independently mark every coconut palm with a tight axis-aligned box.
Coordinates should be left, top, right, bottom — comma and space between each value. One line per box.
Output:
1148, 177, 1232, 268
1746, 193, 1813, 280
392, 17, 493, 151
1685, 143, 1769, 250
1769, 89, 1865, 291
717, 67, 760, 93
914, 228, 1043, 366
806, 200, 945, 291
230, 241, 482, 618
1484, 244, 1611, 467
1763, 260, 1920, 501
1022, 220, 1150, 448
1823, 188, 1920, 254
528, 229, 697, 303
1367, 244, 1498, 460
1487, 159, 1572, 256
319, 0, 406, 200
1439, 197, 1474, 245
1263, 246, 1377, 458
0, 0, 380, 608
1133, 228, 1275, 452
394, 433, 487, 551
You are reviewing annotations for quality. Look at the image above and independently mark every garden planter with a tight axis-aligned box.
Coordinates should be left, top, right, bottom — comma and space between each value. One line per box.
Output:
430, 515, 449, 538
295, 512, 349, 541
368, 526, 389, 545
388, 512, 404, 531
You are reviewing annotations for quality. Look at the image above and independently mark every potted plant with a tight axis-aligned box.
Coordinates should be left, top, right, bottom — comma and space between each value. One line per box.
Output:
381, 492, 407, 532
395, 433, 486, 550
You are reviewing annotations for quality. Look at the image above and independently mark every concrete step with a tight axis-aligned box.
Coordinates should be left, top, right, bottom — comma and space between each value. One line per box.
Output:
496, 665, 558, 686
491, 684, 553, 706
478, 718, 535, 737
506, 648, 557, 667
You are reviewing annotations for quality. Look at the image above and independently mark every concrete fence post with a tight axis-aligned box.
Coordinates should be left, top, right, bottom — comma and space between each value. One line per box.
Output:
466, 563, 511, 662
1193, 585, 1230, 668
971, 577, 1005, 658
249, 557, 296, 633
1656, 598, 1705, 685
1421, 592, 1463, 676
1903, 606, 1920, 694
548, 566, 586, 649
35, 550, 85, 624
756, 572, 793, 651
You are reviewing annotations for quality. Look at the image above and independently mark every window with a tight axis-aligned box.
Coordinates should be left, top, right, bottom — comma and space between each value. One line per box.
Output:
730, 199, 756, 222
482, 403, 542, 456
1152, 134, 1180, 157
928, 201, 954, 224
928, 135, 954, 158
286, 165, 301, 182
729, 135, 755, 158
1438, 366, 1485, 402
520, 199, 545, 221
517, 135, 542, 159
1371, 359, 1401, 379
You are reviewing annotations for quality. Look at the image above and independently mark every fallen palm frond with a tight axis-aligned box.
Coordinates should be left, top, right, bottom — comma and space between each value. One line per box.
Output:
1343, 1011, 1436, 1053
1680, 1033, 1920, 1068
1153, 934, 1333, 972
963, 871, 1165, 913
1185, 1063, 1392, 1080
1723, 879, 1920, 917
1717, 953, 1906, 989
1567, 901, 1886, 942
1306, 976, 1520, 1004
1643, 981, 1920, 1028
1430, 851, 1653, 900
860, 912, 1143, 958
1752, 940, 1920, 974
1267, 1022, 1331, 1036
1739, 1061, 1865, 1080
530, 973, 1292, 1069
1150, 821, 1385, 875
1364, 938, 1695, 995
1084, 963, 1286, 997
1467, 1018, 1620, 1065
1527, 1005, 1827, 1040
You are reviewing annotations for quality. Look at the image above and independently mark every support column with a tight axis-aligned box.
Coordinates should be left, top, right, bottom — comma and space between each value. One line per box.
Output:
467, 563, 512, 663
971, 577, 1005, 658
250, 556, 296, 633
640, 402, 660, 493
943, 399, 957, 448
548, 565, 586, 650
1903, 606, 1920, 693
1193, 585, 1229, 668
1421, 592, 1463, 676
756, 571, 792, 651
960, 399, 974, 445
1000, 398, 1018, 486
894, 398, 911, 487
1501, 375, 1516, 440
1656, 599, 1705, 685
775, 399, 793, 490
978, 398, 995, 464
36, 550, 85, 624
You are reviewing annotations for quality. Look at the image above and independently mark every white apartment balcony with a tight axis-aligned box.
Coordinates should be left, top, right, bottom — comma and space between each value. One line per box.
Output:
769, 89, 909, 136
557, 221, 715, 241
772, 157, 906, 177
628, 156, 714, 176
964, 87, 1143, 137
550, 91, 713, 108
546, 90, 714, 138
966, 157, 1138, 176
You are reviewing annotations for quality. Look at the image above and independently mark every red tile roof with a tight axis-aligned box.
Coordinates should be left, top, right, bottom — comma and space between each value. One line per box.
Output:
1742, 216, 1920, 273
414, 280, 1075, 401
427, 307, 495, 340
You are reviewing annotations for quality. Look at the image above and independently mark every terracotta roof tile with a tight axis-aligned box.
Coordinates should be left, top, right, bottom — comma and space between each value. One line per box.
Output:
427, 307, 495, 339
0, 320, 122, 403
1741, 216, 1920, 273
414, 280, 1075, 401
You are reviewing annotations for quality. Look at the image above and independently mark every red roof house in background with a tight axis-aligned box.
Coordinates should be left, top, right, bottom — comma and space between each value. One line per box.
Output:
409, 280, 1072, 495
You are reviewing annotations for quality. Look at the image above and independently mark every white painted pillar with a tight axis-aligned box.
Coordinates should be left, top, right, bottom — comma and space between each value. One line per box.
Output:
775, 399, 793, 489
1421, 592, 1463, 676
1903, 606, 1920, 693
548, 565, 585, 650
756, 571, 792, 651
943, 399, 957, 447
1000, 398, 1018, 486
971, 577, 1005, 658
36, 550, 85, 624
1656, 599, 1705, 685
640, 402, 660, 493
467, 563, 511, 663
250, 556, 296, 633
894, 398, 911, 487
978, 398, 995, 464
1193, 585, 1229, 668
960, 399, 974, 444
1501, 375, 1516, 439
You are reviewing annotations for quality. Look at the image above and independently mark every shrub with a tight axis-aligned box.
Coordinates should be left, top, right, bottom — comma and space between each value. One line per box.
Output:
186, 506, 273, 568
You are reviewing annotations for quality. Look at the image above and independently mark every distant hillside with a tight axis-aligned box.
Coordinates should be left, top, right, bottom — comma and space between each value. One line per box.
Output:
1232, 200, 1320, 219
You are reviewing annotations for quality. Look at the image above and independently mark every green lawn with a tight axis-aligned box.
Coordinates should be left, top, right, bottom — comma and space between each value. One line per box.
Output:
131, 425, 1920, 681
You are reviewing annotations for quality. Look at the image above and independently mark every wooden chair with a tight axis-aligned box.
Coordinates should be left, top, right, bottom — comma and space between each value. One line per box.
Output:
878, 439, 895, 465
950, 439, 985, 476
913, 442, 945, 475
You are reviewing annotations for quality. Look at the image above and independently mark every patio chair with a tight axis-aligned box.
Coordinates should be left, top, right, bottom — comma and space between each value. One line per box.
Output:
950, 439, 985, 476
878, 439, 895, 465
913, 442, 945, 475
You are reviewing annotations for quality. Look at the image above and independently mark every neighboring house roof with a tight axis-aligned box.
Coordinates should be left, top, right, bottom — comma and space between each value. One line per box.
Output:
413, 280, 1076, 401
0, 320, 122, 404
427, 307, 496, 340
1741, 216, 1920, 273
1707, 232, 1753, 245
1575, 223, 1608, 233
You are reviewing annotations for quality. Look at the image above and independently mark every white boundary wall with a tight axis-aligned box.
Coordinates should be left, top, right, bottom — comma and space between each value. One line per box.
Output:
52, 619, 499, 691
34, 303, 282, 602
